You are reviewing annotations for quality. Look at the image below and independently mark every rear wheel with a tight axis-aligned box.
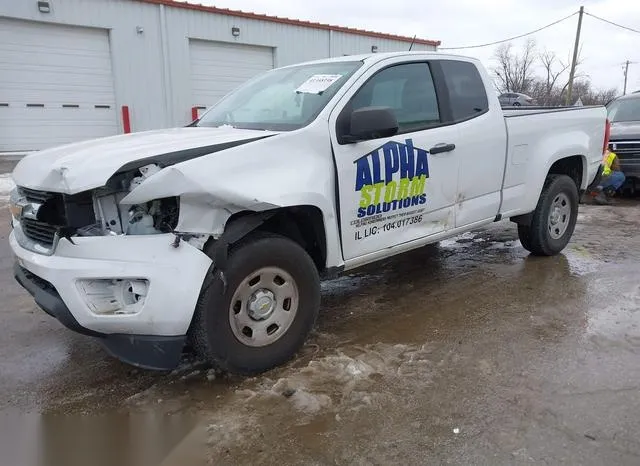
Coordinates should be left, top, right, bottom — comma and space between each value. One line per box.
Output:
190, 233, 320, 375
518, 174, 579, 256
513, 101, 521, 107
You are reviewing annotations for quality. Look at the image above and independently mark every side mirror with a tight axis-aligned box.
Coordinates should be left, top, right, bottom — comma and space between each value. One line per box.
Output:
346, 106, 399, 142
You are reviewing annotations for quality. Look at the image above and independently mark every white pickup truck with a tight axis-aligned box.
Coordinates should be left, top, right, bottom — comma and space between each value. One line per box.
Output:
10, 52, 608, 374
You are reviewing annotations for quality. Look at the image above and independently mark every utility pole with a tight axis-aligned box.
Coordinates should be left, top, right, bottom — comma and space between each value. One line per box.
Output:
624, 60, 630, 94
566, 6, 584, 105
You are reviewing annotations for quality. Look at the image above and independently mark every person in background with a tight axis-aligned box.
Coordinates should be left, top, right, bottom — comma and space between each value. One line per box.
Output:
594, 149, 625, 204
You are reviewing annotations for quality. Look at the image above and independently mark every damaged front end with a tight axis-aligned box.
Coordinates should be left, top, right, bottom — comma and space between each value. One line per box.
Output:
10, 163, 208, 256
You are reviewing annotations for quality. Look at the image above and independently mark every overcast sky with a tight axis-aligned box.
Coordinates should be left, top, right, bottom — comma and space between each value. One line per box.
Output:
203, 0, 640, 94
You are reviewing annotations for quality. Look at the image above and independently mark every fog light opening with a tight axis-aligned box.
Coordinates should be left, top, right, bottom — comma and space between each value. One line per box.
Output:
119, 280, 148, 308
77, 278, 149, 315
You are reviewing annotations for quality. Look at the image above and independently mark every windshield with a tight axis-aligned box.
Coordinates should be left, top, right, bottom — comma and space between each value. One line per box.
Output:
607, 97, 640, 122
197, 61, 363, 131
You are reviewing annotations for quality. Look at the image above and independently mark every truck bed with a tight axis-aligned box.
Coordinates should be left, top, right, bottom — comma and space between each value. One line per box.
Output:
498, 104, 606, 217
502, 105, 603, 118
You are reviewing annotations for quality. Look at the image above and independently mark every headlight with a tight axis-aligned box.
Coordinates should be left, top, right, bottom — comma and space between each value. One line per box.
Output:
9, 188, 24, 221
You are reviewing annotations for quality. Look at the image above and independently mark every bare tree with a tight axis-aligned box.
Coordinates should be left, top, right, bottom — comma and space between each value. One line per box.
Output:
492, 39, 537, 94
492, 41, 617, 107
594, 88, 618, 105
571, 79, 618, 105
537, 50, 570, 105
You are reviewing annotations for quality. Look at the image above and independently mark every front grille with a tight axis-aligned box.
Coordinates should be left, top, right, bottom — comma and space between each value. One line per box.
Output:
20, 187, 58, 204
16, 187, 64, 247
610, 141, 640, 158
21, 218, 57, 245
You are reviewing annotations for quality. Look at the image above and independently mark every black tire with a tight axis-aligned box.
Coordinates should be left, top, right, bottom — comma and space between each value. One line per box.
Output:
513, 101, 521, 107
517, 174, 579, 256
189, 233, 320, 375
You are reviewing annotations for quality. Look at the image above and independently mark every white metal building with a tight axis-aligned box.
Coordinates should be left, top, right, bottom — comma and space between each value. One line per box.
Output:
0, 0, 439, 152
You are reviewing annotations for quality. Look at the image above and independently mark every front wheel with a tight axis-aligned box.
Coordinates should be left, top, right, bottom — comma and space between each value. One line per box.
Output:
518, 174, 579, 256
190, 233, 321, 375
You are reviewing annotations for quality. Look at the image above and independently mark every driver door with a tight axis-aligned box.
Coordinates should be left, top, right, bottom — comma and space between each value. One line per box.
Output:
329, 60, 460, 262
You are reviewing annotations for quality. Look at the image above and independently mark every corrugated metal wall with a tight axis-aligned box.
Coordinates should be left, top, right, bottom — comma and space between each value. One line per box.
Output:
329, 31, 432, 56
0, 0, 437, 134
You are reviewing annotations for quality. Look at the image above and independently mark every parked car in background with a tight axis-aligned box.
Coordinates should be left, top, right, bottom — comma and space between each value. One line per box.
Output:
499, 92, 535, 107
606, 93, 640, 187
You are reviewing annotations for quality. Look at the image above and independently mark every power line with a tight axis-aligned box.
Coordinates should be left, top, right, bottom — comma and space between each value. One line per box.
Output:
584, 12, 640, 35
588, 61, 638, 71
439, 11, 578, 50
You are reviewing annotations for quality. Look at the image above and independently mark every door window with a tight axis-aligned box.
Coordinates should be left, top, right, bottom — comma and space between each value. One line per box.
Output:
349, 63, 440, 133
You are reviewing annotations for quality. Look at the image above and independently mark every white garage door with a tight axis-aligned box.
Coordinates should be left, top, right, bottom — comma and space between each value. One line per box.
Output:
0, 19, 118, 152
189, 40, 274, 117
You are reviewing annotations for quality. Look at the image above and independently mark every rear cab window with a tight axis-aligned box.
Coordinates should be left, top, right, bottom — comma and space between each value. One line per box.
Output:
438, 60, 489, 121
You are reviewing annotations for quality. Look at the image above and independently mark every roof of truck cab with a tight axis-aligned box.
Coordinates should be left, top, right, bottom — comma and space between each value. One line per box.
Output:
278, 51, 477, 68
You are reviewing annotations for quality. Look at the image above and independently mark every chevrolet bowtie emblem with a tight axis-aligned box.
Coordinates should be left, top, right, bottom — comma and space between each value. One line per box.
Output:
21, 202, 42, 220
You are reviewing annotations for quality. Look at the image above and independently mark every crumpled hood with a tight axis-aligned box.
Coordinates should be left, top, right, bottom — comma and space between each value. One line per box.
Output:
610, 121, 640, 141
12, 126, 277, 194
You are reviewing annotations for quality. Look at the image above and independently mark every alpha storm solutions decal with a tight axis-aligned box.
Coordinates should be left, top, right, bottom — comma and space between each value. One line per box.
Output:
354, 139, 429, 219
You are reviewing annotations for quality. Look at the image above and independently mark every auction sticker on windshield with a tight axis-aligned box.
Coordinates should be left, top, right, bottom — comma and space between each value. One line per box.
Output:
295, 74, 343, 94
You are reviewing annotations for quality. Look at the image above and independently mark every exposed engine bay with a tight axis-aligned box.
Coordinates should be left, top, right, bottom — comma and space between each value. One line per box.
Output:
89, 164, 180, 237
13, 164, 187, 250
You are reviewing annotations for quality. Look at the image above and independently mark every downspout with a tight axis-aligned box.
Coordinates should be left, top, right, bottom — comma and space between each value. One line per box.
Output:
329, 29, 333, 57
159, 4, 174, 127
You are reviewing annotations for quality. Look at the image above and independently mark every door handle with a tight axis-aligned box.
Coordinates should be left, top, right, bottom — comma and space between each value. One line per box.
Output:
429, 143, 456, 155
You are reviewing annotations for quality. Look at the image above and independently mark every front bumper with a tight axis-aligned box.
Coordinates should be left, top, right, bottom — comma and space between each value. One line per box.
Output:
10, 231, 212, 369
15, 263, 186, 370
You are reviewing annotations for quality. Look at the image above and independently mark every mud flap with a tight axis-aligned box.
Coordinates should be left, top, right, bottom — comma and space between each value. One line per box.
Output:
100, 334, 186, 371
580, 164, 604, 204
586, 164, 603, 192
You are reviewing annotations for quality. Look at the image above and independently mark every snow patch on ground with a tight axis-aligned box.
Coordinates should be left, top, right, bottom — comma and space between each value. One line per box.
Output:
0, 174, 15, 202
196, 342, 439, 455
487, 240, 519, 250
233, 343, 437, 421
566, 246, 601, 276
321, 274, 381, 293
439, 231, 477, 248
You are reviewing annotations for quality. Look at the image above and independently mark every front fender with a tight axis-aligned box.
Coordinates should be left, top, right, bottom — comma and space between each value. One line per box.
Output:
120, 127, 344, 268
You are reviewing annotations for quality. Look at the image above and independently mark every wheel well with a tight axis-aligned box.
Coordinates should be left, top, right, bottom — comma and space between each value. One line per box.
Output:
548, 156, 584, 190
511, 156, 584, 227
226, 206, 327, 272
